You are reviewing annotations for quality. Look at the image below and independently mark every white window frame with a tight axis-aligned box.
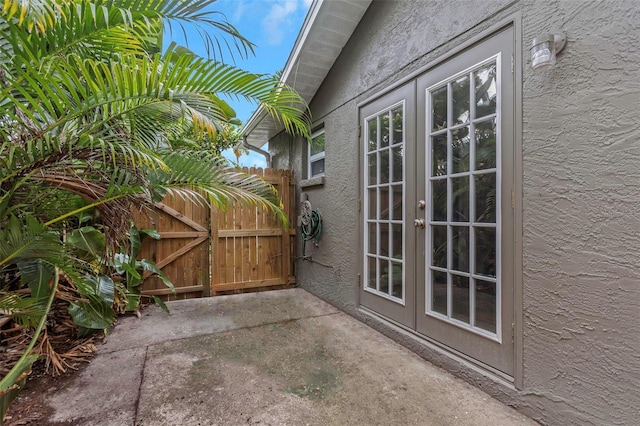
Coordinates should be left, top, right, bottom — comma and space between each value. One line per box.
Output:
308, 128, 326, 178
363, 101, 406, 305
425, 54, 502, 341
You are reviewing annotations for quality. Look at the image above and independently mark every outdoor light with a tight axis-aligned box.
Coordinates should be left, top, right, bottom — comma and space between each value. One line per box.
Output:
531, 33, 566, 71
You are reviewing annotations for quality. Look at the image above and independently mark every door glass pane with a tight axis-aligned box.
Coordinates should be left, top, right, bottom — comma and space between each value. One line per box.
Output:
475, 118, 496, 170
367, 256, 376, 289
368, 223, 377, 255
368, 153, 377, 185
451, 176, 469, 222
392, 107, 403, 144
392, 185, 403, 220
452, 126, 470, 173
431, 179, 447, 221
431, 134, 447, 176
431, 270, 447, 314
380, 113, 390, 147
379, 223, 389, 257
380, 259, 390, 294
451, 226, 469, 272
392, 146, 403, 182
431, 225, 447, 268
391, 261, 403, 299
451, 274, 470, 323
475, 279, 496, 333
392, 224, 403, 259
474, 62, 497, 119
368, 119, 377, 152
379, 149, 390, 184
475, 173, 496, 223
431, 85, 448, 131
379, 186, 389, 220
452, 75, 470, 126
475, 227, 496, 277
368, 188, 376, 220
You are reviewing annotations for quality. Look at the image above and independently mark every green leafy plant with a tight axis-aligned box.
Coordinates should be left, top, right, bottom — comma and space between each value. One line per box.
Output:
112, 226, 174, 315
0, 0, 311, 418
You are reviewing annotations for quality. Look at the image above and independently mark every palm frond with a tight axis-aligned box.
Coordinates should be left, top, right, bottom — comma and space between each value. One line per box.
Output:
0, 292, 47, 328
0, 215, 62, 267
148, 150, 287, 223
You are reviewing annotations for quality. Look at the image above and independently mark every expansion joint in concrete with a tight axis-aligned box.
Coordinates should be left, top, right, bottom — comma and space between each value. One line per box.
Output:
132, 346, 149, 426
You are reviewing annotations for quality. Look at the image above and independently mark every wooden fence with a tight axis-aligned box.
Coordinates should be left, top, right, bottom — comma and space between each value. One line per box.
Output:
136, 168, 296, 300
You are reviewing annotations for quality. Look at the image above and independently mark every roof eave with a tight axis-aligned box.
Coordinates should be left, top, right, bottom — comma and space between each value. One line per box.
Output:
241, 0, 372, 148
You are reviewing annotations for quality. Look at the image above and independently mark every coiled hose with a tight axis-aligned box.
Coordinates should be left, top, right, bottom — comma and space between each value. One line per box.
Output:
301, 209, 322, 258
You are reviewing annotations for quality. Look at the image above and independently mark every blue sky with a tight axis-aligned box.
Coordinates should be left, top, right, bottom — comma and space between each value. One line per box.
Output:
167, 0, 312, 168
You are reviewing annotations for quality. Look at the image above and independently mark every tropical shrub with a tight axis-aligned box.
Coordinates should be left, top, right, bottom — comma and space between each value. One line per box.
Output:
0, 0, 310, 417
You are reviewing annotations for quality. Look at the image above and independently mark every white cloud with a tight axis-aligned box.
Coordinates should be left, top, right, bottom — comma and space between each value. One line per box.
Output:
302, 0, 313, 8
231, 0, 245, 22
262, 0, 299, 45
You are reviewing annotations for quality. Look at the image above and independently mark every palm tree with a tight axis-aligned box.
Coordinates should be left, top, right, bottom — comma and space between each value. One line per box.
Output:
0, 0, 311, 415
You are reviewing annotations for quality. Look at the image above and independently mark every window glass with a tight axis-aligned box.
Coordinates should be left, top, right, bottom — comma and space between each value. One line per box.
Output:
426, 58, 500, 336
310, 131, 325, 156
310, 158, 325, 177
308, 129, 325, 178
364, 102, 405, 303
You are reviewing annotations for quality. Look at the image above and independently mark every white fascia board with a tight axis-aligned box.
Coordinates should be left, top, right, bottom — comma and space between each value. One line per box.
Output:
241, 0, 372, 148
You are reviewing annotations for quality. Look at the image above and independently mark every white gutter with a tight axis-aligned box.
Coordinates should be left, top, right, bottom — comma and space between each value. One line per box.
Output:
241, 136, 271, 168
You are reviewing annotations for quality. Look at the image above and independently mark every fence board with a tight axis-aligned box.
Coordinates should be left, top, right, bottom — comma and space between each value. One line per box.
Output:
135, 168, 295, 298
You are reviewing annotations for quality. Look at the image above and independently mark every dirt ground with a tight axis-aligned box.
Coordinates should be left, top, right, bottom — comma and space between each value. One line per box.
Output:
4, 363, 86, 425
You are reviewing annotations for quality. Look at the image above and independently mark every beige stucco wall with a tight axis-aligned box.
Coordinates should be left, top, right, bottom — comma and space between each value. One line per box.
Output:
270, 1, 640, 424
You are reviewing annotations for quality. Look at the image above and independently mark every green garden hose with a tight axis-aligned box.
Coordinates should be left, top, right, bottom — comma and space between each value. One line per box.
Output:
301, 209, 322, 257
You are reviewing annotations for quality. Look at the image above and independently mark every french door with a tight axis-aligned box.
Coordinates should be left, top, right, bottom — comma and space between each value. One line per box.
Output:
360, 27, 515, 376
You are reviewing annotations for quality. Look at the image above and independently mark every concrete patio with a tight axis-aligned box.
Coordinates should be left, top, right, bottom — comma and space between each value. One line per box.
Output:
45, 289, 536, 425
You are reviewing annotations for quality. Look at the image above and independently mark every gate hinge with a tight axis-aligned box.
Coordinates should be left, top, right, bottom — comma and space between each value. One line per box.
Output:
511, 54, 515, 74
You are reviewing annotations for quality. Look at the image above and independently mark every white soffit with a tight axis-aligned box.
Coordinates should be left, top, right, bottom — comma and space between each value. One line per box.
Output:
241, 0, 372, 148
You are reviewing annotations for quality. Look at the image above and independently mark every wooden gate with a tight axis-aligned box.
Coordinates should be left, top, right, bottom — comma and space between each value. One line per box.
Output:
211, 168, 296, 293
137, 168, 296, 300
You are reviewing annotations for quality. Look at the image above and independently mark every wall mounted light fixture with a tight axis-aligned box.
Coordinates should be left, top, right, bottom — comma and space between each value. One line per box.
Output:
531, 33, 566, 71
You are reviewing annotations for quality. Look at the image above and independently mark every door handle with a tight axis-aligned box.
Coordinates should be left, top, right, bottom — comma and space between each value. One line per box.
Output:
414, 218, 425, 229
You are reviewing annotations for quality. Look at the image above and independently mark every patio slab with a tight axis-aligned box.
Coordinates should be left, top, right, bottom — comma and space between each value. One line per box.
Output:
45, 288, 536, 425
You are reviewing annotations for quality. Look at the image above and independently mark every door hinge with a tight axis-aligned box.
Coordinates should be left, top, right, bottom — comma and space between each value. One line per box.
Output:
358, 125, 362, 138
511, 322, 515, 344
511, 54, 515, 74
511, 188, 515, 209
358, 199, 361, 212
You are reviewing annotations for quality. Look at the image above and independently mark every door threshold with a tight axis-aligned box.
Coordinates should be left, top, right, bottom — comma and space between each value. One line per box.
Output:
359, 306, 515, 387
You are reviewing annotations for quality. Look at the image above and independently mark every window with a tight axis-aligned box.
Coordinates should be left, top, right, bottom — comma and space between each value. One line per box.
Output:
364, 103, 405, 302
308, 129, 325, 178
426, 57, 500, 336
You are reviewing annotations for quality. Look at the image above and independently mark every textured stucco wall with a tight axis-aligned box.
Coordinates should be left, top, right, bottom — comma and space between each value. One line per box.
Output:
268, 1, 640, 424
521, 1, 640, 424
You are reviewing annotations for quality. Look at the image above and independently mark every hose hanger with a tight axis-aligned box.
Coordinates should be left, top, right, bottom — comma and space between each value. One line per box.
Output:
300, 200, 322, 258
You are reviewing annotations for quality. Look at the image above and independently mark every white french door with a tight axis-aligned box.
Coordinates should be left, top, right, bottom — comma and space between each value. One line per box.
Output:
361, 27, 515, 376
